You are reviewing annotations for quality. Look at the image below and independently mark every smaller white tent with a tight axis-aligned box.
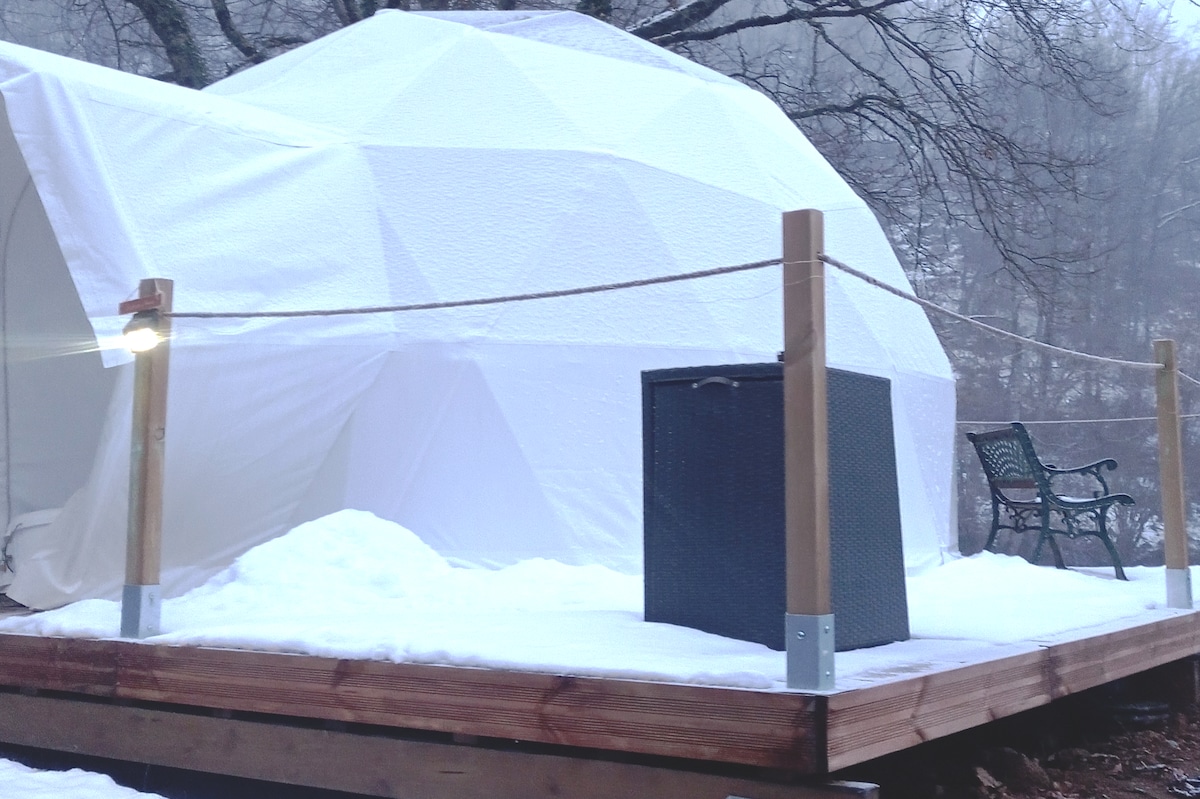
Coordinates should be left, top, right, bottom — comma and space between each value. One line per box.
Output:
0, 10, 956, 609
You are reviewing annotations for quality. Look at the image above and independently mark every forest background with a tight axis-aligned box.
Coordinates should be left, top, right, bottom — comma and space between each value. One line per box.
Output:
1, 0, 1198, 566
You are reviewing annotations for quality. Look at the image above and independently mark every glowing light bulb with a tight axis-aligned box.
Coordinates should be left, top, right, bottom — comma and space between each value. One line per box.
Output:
124, 326, 161, 353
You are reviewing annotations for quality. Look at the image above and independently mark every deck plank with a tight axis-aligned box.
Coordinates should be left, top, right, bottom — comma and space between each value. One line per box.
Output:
826, 611, 1200, 771
2, 610, 1200, 778
0, 692, 872, 799
118, 645, 821, 767
1042, 612, 1200, 694
0, 633, 118, 696
0, 633, 823, 771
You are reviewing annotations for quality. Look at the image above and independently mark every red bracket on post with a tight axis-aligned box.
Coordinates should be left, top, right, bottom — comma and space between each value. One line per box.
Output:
119, 294, 164, 315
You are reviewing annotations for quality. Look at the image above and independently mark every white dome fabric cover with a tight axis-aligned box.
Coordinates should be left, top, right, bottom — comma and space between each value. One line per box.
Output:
0, 10, 955, 609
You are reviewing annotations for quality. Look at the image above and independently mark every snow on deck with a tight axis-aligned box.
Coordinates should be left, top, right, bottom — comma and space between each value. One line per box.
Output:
0, 510, 1192, 693
0, 758, 165, 799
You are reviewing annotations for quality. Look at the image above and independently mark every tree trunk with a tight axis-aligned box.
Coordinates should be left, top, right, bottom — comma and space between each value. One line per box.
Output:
124, 0, 209, 87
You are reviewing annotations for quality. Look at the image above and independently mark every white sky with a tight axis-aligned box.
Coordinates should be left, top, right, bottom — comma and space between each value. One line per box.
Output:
1164, 0, 1200, 35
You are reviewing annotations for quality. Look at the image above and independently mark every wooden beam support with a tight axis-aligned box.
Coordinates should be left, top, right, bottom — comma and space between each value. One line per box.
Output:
3, 611, 1199, 780
1155, 339, 1192, 609
0, 692, 874, 799
0, 634, 822, 772
826, 612, 1200, 771
782, 209, 833, 690
122, 278, 173, 638
0, 634, 119, 696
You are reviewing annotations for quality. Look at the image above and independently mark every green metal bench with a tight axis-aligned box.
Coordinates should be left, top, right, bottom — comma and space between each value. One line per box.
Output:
966, 422, 1131, 580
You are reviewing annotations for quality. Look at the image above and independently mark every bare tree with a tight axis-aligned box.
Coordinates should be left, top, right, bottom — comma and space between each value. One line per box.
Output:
933, 40, 1200, 565
0, 0, 1159, 281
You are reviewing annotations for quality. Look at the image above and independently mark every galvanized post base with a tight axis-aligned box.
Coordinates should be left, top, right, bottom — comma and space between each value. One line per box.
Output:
786, 613, 835, 690
121, 584, 161, 638
1167, 568, 1194, 610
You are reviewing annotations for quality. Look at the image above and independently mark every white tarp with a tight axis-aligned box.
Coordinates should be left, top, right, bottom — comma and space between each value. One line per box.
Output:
0, 10, 956, 609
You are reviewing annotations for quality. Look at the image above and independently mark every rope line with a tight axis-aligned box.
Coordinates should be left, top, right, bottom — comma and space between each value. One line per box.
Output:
167, 258, 783, 319
817, 254, 1164, 372
1180, 371, 1200, 390
154, 248, 1195, 397
958, 414, 1200, 427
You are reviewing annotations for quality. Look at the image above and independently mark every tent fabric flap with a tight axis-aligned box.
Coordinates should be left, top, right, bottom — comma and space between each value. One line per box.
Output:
0, 10, 955, 609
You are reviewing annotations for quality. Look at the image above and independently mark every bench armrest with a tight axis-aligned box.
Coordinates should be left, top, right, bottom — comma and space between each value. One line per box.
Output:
1043, 458, 1119, 496
1047, 491, 1135, 509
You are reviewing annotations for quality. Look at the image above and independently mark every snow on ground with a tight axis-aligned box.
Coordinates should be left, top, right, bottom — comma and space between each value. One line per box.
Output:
0, 510, 1193, 693
0, 758, 165, 799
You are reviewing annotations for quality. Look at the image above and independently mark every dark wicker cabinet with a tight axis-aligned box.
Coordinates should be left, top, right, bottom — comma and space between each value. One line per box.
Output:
642, 363, 910, 652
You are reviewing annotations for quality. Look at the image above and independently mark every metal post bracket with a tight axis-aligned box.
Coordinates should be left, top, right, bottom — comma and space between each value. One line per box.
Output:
121, 584, 161, 638
786, 613, 835, 691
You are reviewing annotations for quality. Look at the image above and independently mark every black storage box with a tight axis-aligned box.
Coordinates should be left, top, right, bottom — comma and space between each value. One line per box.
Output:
642, 363, 910, 652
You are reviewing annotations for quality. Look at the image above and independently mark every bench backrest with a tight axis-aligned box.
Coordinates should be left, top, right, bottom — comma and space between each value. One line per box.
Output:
965, 423, 1041, 492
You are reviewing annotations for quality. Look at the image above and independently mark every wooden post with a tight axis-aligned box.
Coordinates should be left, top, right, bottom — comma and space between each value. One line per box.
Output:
1155, 339, 1192, 609
782, 210, 834, 690
121, 278, 173, 638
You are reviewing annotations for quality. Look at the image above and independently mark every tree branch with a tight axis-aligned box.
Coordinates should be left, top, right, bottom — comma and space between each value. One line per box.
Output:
627, 0, 735, 41
210, 0, 262, 62
123, 0, 209, 87
633, 0, 910, 45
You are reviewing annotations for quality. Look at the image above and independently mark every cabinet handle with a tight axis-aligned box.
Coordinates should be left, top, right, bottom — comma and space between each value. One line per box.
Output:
691, 376, 740, 389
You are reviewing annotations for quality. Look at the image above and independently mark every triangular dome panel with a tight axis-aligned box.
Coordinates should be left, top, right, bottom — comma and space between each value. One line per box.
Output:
0, 10, 955, 607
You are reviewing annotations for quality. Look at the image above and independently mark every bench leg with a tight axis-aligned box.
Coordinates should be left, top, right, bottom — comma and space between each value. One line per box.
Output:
983, 498, 1002, 551
1031, 532, 1058, 567
1103, 540, 1128, 580
1097, 511, 1128, 581
1045, 533, 1068, 570
1033, 506, 1067, 570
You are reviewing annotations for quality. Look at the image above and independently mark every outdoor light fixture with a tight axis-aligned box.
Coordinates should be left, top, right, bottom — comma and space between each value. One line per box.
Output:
122, 310, 162, 353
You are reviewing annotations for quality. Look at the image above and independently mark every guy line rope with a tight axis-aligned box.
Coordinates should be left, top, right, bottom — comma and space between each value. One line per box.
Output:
815, 253, 1200, 425
162, 251, 1198, 422
815, 254, 1165, 373
165, 258, 783, 319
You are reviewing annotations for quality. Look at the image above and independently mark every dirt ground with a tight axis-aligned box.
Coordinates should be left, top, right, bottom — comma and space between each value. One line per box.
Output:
837, 675, 1200, 799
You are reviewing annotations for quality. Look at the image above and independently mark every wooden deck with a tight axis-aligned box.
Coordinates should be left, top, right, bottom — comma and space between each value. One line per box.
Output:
828, 611, 1200, 770
0, 610, 1197, 797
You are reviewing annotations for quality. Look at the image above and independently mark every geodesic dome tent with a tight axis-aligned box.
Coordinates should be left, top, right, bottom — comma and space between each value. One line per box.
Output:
0, 10, 956, 609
